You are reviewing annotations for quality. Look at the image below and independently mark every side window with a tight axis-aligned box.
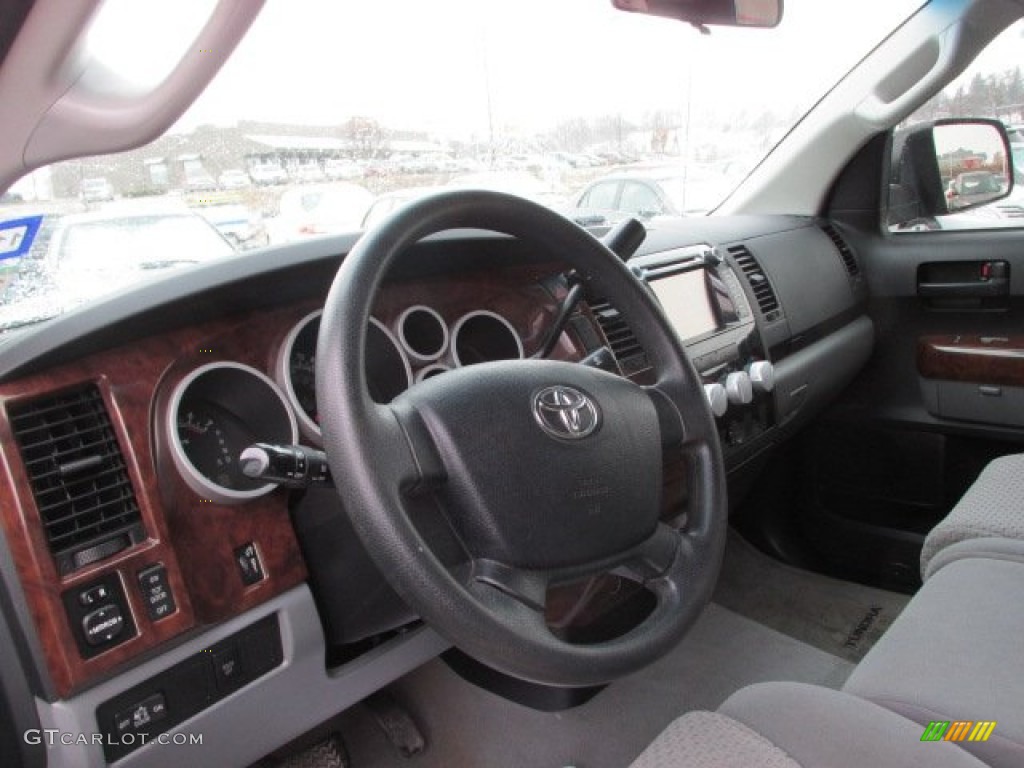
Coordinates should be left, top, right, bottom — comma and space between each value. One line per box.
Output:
581, 181, 619, 210
889, 19, 1024, 232
619, 182, 664, 215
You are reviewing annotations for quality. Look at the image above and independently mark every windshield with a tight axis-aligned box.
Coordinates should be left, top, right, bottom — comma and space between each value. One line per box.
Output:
1, 0, 921, 333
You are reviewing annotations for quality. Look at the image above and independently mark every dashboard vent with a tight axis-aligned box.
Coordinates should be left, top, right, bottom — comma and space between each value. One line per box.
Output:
727, 244, 781, 321
8, 385, 145, 575
821, 223, 860, 278
588, 299, 650, 375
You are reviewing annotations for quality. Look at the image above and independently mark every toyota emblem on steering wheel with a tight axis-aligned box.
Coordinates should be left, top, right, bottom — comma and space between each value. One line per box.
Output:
532, 385, 601, 440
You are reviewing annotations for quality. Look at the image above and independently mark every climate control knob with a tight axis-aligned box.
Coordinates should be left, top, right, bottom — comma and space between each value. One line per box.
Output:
748, 360, 775, 393
725, 371, 753, 405
703, 383, 728, 418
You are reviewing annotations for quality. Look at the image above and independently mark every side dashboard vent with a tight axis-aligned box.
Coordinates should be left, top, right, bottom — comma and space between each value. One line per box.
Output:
588, 299, 650, 375
727, 244, 781, 321
8, 385, 145, 575
821, 223, 861, 278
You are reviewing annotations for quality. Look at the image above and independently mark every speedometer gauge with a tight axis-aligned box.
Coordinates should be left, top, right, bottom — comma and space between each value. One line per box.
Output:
278, 311, 323, 441
276, 311, 413, 443
289, 348, 318, 424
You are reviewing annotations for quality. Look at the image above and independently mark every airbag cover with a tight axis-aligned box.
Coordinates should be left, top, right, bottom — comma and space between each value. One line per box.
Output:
396, 359, 663, 570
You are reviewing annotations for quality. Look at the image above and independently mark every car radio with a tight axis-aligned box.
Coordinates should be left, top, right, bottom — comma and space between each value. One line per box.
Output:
630, 244, 775, 452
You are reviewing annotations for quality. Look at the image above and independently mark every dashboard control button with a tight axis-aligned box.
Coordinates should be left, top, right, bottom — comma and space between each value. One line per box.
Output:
114, 693, 167, 736
138, 564, 176, 622
112, 708, 133, 736
748, 360, 775, 393
703, 383, 728, 418
97, 614, 283, 762
63, 575, 137, 658
78, 584, 110, 607
82, 604, 125, 646
235, 542, 264, 585
213, 644, 244, 691
725, 371, 753, 405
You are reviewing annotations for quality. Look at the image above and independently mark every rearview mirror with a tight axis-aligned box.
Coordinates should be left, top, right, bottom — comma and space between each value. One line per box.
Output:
888, 118, 1013, 228
611, 0, 782, 29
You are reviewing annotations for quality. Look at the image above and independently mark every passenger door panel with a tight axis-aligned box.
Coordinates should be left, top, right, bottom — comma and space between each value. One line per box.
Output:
795, 227, 1024, 589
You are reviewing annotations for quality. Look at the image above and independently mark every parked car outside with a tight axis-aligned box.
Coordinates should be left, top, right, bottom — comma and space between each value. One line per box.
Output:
271, 182, 374, 242
45, 210, 236, 308
197, 203, 269, 250
79, 177, 114, 203
946, 171, 1004, 210
361, 186, 443, 229
572, 166, 730, 225
249, 164, 289, 186
445, 171, 566, 210
218, 169, 252, 189
184, 170, 217, 192
324, 158, 364, 180
292, 163, 326, 183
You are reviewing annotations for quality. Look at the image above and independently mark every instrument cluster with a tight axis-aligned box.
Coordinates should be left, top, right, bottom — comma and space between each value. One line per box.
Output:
276, 306, 525, 442
163, 303, 526, 501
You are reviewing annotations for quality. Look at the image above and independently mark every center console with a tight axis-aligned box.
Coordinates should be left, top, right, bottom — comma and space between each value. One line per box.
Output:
630, 244, 775, 455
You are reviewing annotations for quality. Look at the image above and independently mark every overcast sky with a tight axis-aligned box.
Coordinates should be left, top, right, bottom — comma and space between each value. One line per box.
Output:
108, 0, 924, 140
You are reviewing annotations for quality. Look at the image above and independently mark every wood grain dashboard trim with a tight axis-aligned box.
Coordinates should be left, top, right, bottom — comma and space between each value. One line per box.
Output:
0, 374, 197, 698
0, 262, 582, 697
918, 334, 1024, 387
0, 306, 318, 697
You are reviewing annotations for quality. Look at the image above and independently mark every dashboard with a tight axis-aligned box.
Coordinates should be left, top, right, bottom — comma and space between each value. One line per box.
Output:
0, 216, 873, 767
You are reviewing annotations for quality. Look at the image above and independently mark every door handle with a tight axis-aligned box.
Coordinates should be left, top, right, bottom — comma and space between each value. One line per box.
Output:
917, 278, 1009, 298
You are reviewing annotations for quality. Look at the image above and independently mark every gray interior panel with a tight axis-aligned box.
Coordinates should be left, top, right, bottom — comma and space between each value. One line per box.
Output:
746, 227, 857, 336
33, 587, 448, 768
774, 316, 875, 433
920, 377, 1024, 427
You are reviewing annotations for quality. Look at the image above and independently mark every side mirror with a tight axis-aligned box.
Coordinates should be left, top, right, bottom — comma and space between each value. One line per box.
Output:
889, 118, 1013, 228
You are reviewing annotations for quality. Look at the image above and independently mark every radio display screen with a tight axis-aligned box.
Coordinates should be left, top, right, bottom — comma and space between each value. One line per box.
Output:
648, 268, 719, 341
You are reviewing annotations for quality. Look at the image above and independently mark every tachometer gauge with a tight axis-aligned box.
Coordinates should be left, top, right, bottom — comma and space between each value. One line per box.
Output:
176, 405, 257, 492
167, 362, 298, 504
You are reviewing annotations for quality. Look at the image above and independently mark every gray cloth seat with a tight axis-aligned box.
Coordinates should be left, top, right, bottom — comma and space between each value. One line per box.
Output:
921, 454, 1024, 579
924, 536, 1024, 582
844, 556, 1024, 768
630, 681, 988, 767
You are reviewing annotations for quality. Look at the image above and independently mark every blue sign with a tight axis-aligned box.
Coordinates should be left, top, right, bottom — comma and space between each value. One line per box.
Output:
0, 216, 43, 262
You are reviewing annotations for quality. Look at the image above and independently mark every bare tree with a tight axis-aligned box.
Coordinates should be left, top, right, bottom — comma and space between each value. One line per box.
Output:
342, 117, 386, 159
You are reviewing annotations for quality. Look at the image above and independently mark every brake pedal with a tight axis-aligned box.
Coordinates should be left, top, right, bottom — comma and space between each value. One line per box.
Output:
364, 691, 426, 758
275, 732, 349, 768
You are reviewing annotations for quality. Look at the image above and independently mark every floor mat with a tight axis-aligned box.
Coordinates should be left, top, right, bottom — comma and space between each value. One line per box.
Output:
713, 529, 911, 663
336, 603, 853, 768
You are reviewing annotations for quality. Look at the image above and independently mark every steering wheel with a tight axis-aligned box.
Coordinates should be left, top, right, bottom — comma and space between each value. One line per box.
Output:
316, 190, 726, 687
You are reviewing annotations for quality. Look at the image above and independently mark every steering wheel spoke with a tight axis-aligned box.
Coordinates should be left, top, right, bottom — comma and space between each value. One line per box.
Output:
369, 401, 447, 495
613, 523, 687, 583
643, 384, 688, 449
468, 559, 550, 614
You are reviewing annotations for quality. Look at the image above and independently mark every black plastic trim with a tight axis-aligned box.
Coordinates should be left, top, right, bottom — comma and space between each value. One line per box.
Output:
442, 649, 604, 712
